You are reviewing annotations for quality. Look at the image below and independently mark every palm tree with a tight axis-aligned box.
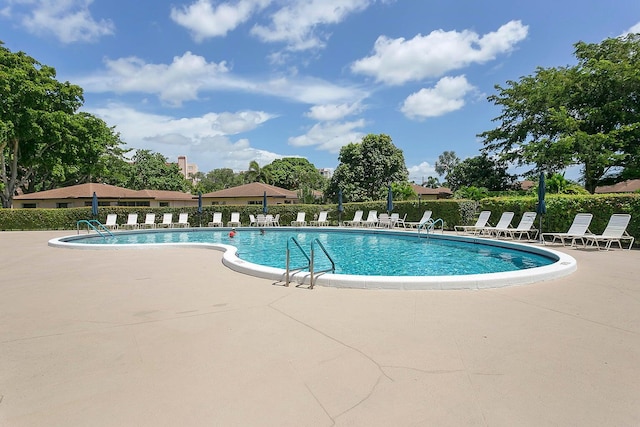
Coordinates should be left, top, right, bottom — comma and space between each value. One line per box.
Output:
245, 160, 271, 184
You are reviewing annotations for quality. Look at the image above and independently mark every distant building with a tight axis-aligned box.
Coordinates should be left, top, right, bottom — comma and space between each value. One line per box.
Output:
12, 183, 197, 209
595, 179, 640, 194
177, 155, 199, 184
202, 182, 299, 205
410, 183, 453, 200
318, 168, 332, 179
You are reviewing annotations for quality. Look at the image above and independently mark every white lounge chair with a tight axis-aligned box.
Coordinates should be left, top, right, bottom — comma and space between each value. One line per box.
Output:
454, 210, 491, 234
271, 214, 280, 226
377, 213, 393, 228
583, 214, 634, 250
362, 210, 378, 227
477, 212, 514, 237
120, 213, 139, 229
249, 214, 257, 226
494, 212, 537, 240
140, 213, 156, 229
158, 213, 173, 228
173, 212, 190, 228
291, 212, 307, 226
257, 214, 270, 227
390, 213, 406, 228
104, 213, 118, 230
208, 212, 223, 227
227, 212, 241, 227
406, 210, 432, 228
310, 211, 329, 226
342, 210, 363, 227
542, 213, 593, 247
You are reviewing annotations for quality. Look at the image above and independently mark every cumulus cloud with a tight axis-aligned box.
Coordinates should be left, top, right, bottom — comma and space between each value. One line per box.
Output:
351, 20, 528, 85
622, 21, 640, 35
76, 51, 367, 106
305, 102, 363, 121
288, 119, 366, 152
251, 0, 372, 51
7, 0, 114, 43
88, 103, 282, 172
408, 162, 436, 184
171, 0, 271, 42
400, 75, 475, 120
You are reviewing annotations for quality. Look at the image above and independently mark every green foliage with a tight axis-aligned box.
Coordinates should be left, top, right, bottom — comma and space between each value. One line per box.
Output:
447, 154, 515, 191
454, 186, 490, 201
480, 34, 640, 193
263, 157, 326, 191
242, 160, 272, 184
327, 133, 409, 202
0, 43, 127, 206
194, 168, 243, 193
124, 150, 191, 192
434, 151, 460, 184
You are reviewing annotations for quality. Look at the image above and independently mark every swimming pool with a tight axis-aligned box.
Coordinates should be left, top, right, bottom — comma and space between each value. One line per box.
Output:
49, 227, 577, 290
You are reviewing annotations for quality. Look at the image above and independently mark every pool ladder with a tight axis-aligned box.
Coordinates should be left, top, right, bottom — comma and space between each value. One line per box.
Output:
76, 219, 114, 238
285, 237, 335, 289
417, 218, 444, 238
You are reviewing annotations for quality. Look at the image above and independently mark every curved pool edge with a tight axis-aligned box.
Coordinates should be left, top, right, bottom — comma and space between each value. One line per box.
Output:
48, 228, 577, 290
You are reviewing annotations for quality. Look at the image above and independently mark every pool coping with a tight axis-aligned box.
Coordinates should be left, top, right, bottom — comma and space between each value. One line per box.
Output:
48, 226, 577, 290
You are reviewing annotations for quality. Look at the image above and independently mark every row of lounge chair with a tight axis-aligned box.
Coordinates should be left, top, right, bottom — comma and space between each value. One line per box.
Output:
341, 210, 409, 228
103, 212, 190, 229
455, 210, 634, 250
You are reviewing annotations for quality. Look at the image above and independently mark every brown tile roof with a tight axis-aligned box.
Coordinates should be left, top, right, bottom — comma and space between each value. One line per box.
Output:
202, 182, 298, 199
14, 183, 194, 200
410, 183, 453, 196
595, 179, 640, 194
14, 183, 147, 200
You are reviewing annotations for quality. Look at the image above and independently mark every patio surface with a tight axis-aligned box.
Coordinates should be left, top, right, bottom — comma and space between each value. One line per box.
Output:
0, 230, 639, 426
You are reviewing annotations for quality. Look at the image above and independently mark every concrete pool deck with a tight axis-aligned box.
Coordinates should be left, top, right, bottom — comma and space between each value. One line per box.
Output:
1, 230, 639, 426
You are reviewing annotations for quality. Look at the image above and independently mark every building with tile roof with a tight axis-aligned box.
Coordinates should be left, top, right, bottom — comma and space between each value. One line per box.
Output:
595, 179, 640, 194
12, 183, 197, 209
410, 183, 453, 200
201, 182, 299, 206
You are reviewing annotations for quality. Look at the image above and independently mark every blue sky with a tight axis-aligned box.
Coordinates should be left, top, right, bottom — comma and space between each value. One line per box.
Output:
2, 0, 639, 183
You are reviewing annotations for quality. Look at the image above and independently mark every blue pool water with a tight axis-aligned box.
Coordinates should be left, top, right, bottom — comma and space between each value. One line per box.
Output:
67, 228, 555, 276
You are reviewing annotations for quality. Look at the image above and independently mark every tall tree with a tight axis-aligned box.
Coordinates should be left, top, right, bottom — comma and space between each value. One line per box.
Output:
243, 160, 271, 184
480, 34, 640, 193
434, 151, 460, 185
263, 157, 326, 191
125, 150, 191, 192
194, 168, 243, 193
447, 154, 514, 191
0, 42, 105, 207
327, 133, 409, 202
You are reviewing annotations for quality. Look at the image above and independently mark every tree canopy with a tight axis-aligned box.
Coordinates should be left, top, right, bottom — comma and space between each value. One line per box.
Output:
447, 154, 515, 191
479, 33, 640, 193
124, 150, 191, 192
0, 42, 126, 207
327, 133, 409, 202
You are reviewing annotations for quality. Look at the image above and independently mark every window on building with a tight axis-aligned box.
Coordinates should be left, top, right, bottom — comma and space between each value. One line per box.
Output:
22, 203, 37, 208
56, 203, 69, 208
159, 202, 169, 207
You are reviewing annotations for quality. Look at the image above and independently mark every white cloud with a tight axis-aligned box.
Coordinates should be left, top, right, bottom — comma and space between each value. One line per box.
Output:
76, 52, 367, 106
305, 102, 363, 121
351, 20, 528, 85
408, 162, 436, 184
11, 0, 114, 43
400, 75, 475, 120
251, 0, 372, 51
622, 22, 640, 35
88, 103, 282, 172
171, 0, 271, 42
288, 119, 366, 152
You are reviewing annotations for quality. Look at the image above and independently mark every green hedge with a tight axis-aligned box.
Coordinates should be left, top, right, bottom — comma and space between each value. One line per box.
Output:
1, 194, 638, 246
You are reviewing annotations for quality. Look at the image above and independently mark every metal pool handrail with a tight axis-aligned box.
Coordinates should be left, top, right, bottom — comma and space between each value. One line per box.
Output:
285, 236, 311, 287
76, 219, 114, 238
310, 238, 335, 290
